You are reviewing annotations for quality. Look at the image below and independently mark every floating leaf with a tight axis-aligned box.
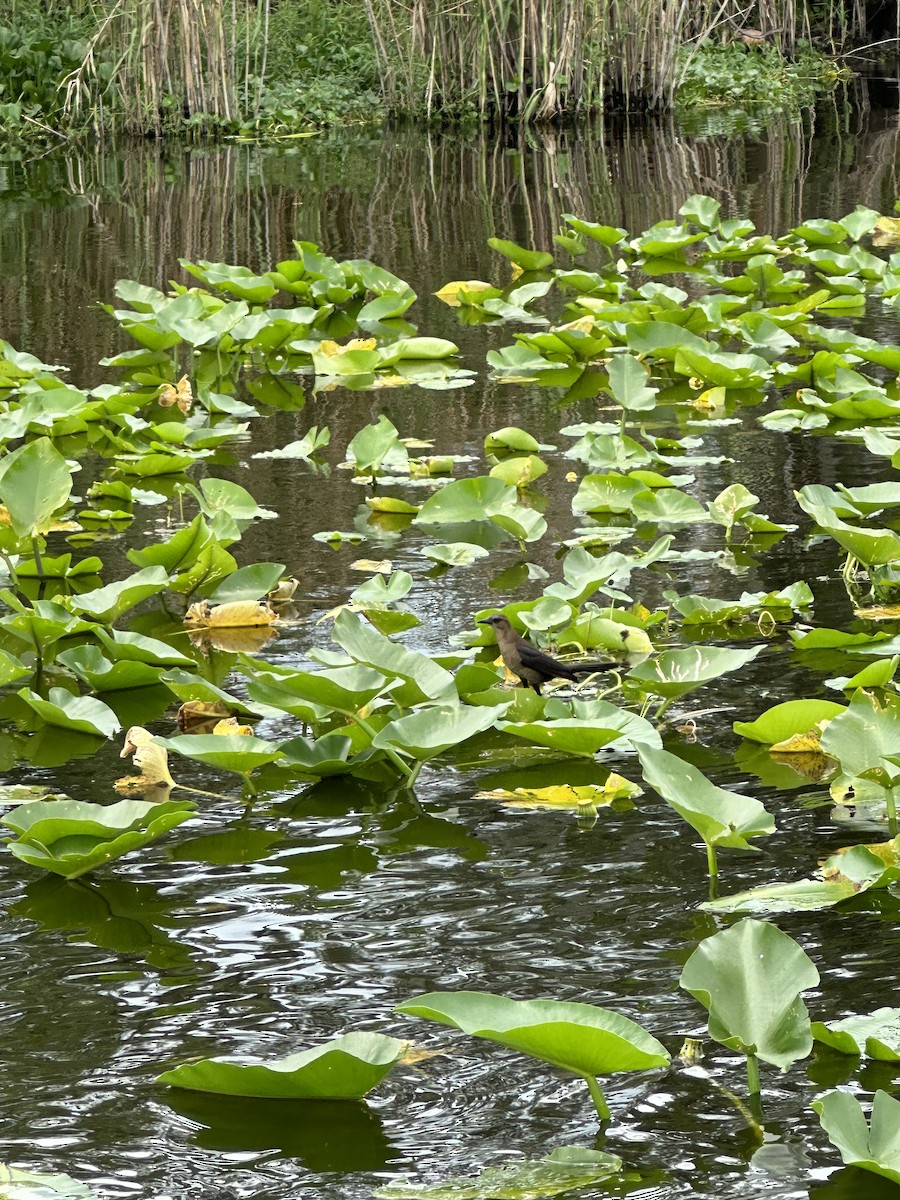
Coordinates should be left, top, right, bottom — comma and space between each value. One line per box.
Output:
395, 991, 669, 1082
184, 600, 277, 628
813, 1089, 900, 1187
158, 1031, 407, 1099
2, 797, 193, 879
733, 700, 845, 744
812, 1008, 900, 1061
17, 688, 120, 738
0, 1165, 98, 1198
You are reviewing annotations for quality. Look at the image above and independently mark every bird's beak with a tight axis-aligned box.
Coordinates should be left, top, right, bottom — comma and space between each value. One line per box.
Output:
478, 618, 492, 626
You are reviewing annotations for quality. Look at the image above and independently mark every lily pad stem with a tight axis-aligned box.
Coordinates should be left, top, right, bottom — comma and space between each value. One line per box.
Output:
30, 535, 45, 580
585, 1075, 611, 1121
745, 1052, 760, 1097
886, 786, 897, 837
705, 840, 718, 886
349, 712, 413, 781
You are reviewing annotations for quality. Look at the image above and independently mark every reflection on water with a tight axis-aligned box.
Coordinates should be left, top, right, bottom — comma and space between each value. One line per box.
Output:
2, 91, 900, 1199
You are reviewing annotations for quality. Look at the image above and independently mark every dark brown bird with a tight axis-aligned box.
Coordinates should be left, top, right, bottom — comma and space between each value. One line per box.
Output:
479, 614, 618, 695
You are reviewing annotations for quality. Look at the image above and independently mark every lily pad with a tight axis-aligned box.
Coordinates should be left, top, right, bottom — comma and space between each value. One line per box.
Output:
2, 797, 194, 880
157, 1031, 407, 1099
680, 918, 818, 1070
396, 991, 670, 1082
813, 1089, 900, 1187
17, 688, 120, 738
733, 700, 846, 744
812, 1008, 900, 1061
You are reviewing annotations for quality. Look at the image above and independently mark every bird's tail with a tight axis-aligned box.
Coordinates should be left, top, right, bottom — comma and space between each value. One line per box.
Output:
571, 661, 620, 675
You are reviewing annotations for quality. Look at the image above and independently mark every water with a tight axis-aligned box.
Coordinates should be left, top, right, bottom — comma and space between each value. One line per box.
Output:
1, 92, 900, 1199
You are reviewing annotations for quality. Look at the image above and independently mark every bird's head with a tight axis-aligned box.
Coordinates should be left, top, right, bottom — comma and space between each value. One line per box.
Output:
479, 614, 512, 633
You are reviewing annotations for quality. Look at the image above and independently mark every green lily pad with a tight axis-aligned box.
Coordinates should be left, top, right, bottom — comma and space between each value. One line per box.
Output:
373, 703, 507, 760
637, 744, 774, 852
812, 1008, 900, 1061
157, 1031, 407, 1099
17, 688, 120, 738
157, 734, 284, 778
733, 700, 846, 744
627, 645, 764, 701
813, 1089, 900, 1187
680, 919, 817, 1070
2, 797, 194, 880
500, 701, 660, 759
395, 991, 670, 1080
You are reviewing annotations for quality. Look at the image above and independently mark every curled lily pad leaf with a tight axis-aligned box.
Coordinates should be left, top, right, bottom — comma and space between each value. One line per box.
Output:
2, 797, 194, 880
626, 644, 764, 703
373, 1146, 623, 1200
500, 701, 660, 759
813, 1089, 900, 1187
157, 1031, 408, 1099
679, 919, 818, 1070
812, 1008, 900, 1061
733, 700, 846, 744
700, 844, 899, 915
396, 991, 669, 1118
475, 774, 641, 811
17, 688, 121, 739
156, 734, 283, 780
637, 744, 773, 855
373, 703, 507, 761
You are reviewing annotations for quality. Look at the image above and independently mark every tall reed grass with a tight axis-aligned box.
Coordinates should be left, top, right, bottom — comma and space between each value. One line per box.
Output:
365, 0, 874, 119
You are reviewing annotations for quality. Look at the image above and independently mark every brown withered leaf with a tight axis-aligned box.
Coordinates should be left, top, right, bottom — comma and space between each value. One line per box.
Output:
184, 600, 278, 628
187, 624, 278, 655
177, 700, 231, 732
399, 1045, 447, 1065
158, 375, 193, 414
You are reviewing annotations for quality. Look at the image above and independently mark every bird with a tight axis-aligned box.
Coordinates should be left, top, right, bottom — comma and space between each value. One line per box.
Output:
478, 614, 619, 695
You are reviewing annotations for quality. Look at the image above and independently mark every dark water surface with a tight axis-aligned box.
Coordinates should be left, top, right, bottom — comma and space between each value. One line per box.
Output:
1, 94, 900, 1200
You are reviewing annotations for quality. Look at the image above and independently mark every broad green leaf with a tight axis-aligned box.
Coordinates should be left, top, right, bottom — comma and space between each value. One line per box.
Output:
17, 688, 120, 738
158, 1031, 407, 1099
373, 1147, 622, 1199
488, 238, 554, 272
57, 646, 163, 691
68, 566, 170, 622
501, 701, 660, 759
819, 690, 900, 783
277, 733, 354, 777
606, 354, 657, 412
373, 703, 506, 760
813, 1089, 900, 1187
680, 919, 818, 1069
395, 991, 669, 1078
239, 661, 393, 713
2, 797, 193, 880
415, 476, 512, 525
0, 437, 72, 538
627, 645, 763, 700
680, 194, 722, 230
733, 700, 846, 744
208, 562, 287, 604
812, 1008, 900, 1061
637, 745, 773, 851
333, 611, 456, 704
157, 734, 283, 777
